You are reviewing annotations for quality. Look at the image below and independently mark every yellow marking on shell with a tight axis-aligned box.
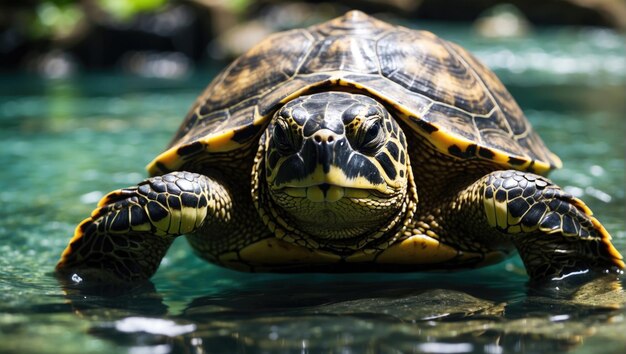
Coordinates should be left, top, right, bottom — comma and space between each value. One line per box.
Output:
548, 151, 563, 169
147, 148, 180, 175
332, 76, 560, 174
375, 235, 461, 264
147, 130, 239, 175
436, 128, 550, 173
238, 238, 341, 265
204, 130, 239, 151
251, 105, 264, 125
148, 69, 561, 175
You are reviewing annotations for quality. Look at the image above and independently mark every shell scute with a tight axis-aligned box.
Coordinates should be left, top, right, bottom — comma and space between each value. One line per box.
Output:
149, 11, 561, 176
341, 73, 433, 116
480, 129, 526, 157
473, 110, 513, 135
176, 110, 230, 146
312, 9, 393, 37
257, 74, 334, 116
300, 36, 380, 75
422, 104, 479, 142
377, 29, 494, 115
203, 29, 314, 112
446, 42, 530, 137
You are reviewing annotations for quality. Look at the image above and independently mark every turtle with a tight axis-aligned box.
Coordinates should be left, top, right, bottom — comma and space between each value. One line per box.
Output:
56, 10, 624, 283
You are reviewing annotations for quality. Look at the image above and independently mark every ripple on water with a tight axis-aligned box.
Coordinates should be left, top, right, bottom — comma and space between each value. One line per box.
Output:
0, 25, 624, 354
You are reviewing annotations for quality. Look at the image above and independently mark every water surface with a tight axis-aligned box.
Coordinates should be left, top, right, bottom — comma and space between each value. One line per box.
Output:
0, 24, 624, 354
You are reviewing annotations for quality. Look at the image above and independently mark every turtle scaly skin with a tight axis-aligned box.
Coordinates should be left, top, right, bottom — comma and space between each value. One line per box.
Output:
57, 11, 623, 283
58, 172, 231, 281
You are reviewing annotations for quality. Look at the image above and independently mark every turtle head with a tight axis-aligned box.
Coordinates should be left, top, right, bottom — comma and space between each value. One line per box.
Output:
260, 92, 415, 247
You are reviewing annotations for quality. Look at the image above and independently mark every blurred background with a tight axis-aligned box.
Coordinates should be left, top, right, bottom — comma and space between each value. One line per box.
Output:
1, 0, 625, 77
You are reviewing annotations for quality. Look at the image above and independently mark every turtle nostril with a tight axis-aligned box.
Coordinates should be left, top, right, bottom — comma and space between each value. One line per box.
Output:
313, 131, 337, 144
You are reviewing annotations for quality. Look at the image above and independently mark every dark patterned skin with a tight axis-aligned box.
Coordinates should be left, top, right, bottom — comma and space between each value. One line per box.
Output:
58, 172, 231, 281
256, 92, 413, 252
56, 11, 623, 283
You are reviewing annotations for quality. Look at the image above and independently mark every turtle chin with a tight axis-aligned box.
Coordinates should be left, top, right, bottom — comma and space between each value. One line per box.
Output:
268, 182, 407, 241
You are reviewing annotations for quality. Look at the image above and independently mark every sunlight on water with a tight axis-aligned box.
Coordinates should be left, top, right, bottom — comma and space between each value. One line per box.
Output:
115, 317, 197, 336
0, 23, 624, 354
416, 24, 626, 86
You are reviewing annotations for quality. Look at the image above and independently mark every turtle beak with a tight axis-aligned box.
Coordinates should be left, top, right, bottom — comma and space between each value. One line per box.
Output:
268, 128, 389, 193
299, 129, 355, 187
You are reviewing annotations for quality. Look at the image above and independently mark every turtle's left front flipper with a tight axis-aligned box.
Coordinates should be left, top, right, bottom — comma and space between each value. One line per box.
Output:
56, 171, 230, 282
443, 170, 624, 281
475, 170, 624, 281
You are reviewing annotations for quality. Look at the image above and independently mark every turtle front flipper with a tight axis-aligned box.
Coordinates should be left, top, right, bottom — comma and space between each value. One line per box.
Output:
56, 171, 231, 282
462, 170, 624, 281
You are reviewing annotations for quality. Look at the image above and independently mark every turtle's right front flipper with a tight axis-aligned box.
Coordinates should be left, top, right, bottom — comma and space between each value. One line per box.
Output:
56, 171, 231, 282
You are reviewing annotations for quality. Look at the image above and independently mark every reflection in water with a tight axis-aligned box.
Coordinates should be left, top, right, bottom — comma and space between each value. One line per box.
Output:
60, 281, 168, 318
58, 275, 625, 353
0, 17, 624, 354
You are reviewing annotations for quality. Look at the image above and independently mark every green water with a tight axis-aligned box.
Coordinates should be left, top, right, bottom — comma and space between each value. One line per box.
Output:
0, 25, 625, 354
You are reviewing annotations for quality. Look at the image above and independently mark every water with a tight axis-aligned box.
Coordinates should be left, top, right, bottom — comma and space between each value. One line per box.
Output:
0, 24, 624, 354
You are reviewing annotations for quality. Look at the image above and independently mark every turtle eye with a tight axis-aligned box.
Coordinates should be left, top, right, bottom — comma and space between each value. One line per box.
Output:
353, 118, 385, 155
272, 119, 300, 155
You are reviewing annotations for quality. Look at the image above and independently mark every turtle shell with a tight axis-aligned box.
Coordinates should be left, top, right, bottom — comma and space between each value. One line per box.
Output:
148, 10, 561, 176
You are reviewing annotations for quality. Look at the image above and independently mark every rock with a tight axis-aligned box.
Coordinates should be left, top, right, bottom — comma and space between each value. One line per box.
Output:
474, 4, 532, 38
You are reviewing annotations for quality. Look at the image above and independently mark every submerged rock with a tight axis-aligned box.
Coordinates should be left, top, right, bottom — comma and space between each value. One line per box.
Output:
308, 288, 504, 321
